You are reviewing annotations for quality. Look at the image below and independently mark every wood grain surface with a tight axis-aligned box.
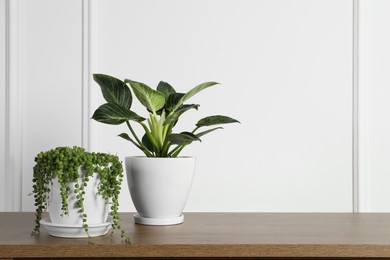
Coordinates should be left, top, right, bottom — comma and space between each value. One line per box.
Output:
1, 213, 390, 258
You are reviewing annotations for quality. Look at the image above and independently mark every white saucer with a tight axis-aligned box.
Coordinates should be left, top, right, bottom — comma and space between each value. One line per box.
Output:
40, 217, 112, 238
134, 214, 184, 225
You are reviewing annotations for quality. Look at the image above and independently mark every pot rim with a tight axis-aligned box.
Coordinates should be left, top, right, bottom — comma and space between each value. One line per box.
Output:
125, 156, 196, 160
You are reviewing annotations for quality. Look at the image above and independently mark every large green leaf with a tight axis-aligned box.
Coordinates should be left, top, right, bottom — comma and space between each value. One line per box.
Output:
92, 103, 145, 125
163, 104, 199, 126
93, 74, 132, 109
171, 82, 219, 112
196, 115, 240, 127
157, 81, 176, 100
165, 93, 185, 112
167, 132, 201, 145
196, 127, 223, 138
125, 79, 165, 113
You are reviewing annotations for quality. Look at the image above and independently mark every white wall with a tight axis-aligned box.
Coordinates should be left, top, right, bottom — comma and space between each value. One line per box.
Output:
0, 0, 84, 211
20, 0, 84, 211
1, 0, 389, 213
94, 0, 353, 212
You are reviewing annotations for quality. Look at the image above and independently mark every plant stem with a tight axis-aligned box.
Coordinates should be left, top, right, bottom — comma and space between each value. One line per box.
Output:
124, 135, 142, 150
168, 143, 186, 157
126, 121, 153, 157
140, 122, 159, 151
126, 121, 142, 146
161, 124, 174, 156
154, 115, 164, 149
148, 115, 161, 153
171, 144, 187, 157
167, 126, 201, 157
162, 124, 169, 140
161, 140, 170, 157
192, 126, 200, 134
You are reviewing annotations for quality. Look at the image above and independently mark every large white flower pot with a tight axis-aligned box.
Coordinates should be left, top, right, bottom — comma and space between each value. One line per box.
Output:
125, 156, 196, 225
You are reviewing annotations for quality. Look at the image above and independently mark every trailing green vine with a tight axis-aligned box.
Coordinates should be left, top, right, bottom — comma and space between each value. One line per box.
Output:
31, 146, 131, 244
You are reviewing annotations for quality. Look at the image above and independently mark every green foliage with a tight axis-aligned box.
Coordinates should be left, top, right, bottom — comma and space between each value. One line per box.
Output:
31, 146, 131, 244
93, 74, 132, 109
92, 74, 240, 157
92, 103, 145, 125
196, 115, 240, 127
125, 80, 165, 114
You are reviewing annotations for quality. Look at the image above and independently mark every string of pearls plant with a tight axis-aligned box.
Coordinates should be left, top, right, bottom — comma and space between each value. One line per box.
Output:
31, 146, 130, 243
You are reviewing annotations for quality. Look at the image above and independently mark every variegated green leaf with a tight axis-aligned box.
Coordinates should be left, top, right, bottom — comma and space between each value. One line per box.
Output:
92, 103, 145, 125
196, 127, 223, 138
157, 81, 176, 100
166, 93, 185, 112
118, 133, 140, 148
93, 74, 132, 109
118, 133, 132, 141
171, 82, 219, 112
125, 79, 165, 113
167, 132, 201, 145
196, 115, 240, 127
163, 104, 199, 126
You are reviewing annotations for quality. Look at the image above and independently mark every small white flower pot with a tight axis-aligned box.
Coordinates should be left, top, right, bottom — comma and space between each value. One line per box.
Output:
48, 171, 109, 226
125, 156, 196, 225
41, 170, 112, 238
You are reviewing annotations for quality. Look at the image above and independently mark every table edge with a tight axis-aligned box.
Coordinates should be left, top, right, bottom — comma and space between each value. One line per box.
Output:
2, 244, 390, 258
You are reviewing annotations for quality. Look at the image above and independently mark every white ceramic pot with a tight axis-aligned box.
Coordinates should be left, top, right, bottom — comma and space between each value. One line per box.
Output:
125, 156, 196, 225
48, 170, 109, 226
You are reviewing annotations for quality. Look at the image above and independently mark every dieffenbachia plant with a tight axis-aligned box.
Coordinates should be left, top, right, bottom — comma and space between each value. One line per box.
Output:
92, 74, 239, 157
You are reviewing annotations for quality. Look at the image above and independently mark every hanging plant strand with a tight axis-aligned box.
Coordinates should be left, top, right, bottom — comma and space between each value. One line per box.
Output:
31, 146, 131, 244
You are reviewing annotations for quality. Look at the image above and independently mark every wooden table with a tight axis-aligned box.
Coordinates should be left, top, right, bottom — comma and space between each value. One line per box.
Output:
1, 213, 390, 259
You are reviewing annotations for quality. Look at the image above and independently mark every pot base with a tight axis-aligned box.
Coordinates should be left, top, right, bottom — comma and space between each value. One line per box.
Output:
40, 217, 112, 238
134, 214, 184, 225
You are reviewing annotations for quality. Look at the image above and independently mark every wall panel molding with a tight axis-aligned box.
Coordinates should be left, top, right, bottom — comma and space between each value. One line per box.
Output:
356, 0, 369, 212
82, 0, 90, 150
352, 0, 359, 212
88, 0, 100, 152
4, 0, 23, 211
356, 0, 390, 212
0, 0, 6, 211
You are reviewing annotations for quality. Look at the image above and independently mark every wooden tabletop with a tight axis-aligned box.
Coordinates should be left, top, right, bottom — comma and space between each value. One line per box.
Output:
2, 213, 390, 258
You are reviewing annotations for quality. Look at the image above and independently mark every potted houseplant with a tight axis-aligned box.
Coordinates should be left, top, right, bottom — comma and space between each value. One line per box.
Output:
31, 146, 130, 243
92, 74, 239, 225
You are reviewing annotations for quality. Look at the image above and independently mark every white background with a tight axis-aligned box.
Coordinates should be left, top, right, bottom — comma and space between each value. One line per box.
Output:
0, 0, 389, 213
